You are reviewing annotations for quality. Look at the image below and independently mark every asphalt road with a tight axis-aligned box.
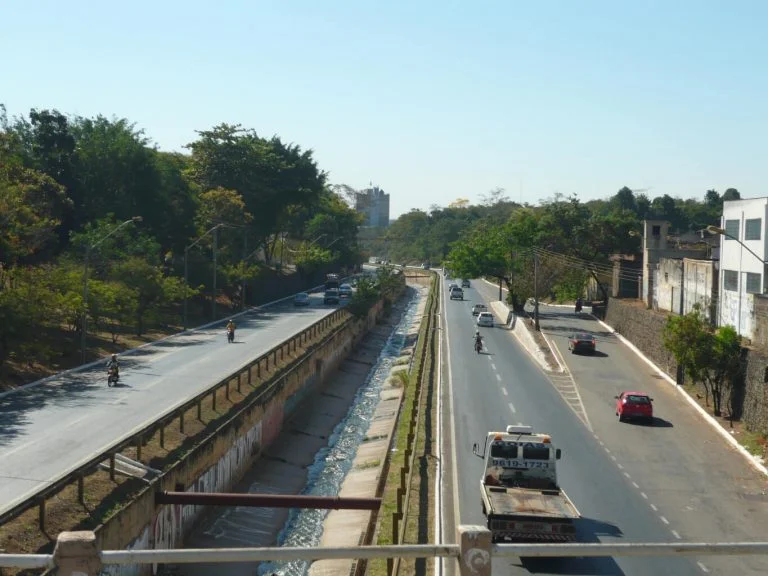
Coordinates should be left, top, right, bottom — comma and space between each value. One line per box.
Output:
0, 293, 343, 519
532, 300, 768, 576
441, 278, 707, 576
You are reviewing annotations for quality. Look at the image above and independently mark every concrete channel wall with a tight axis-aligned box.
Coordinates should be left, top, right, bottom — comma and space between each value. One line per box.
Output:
70, 298, 391, 576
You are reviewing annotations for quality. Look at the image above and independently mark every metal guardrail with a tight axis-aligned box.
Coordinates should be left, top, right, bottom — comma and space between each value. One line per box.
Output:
3, 527, 768, 576
0, 282, 356, 529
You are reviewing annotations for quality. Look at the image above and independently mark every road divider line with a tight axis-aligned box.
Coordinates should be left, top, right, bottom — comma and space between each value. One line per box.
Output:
698, 561, 710, 572
672, 530, 681, 539
623, 471, 631, 478
508, 402, 516, 413
495, 374, 502, 382
641, 492, 648, 499
651, 504, 658, 511
660, 516, 669, 525
632, 481, 639, 489
501, 388, 508, 396
491, 363, 497, 370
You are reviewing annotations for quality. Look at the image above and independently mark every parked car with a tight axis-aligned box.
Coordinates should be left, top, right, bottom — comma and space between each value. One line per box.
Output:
567, 332, 596, 354
615, 391, 654, 423
477, 312, 494, 327
324, 289, 340, 305
450, 287, 464, 300
471, 304, 488, 316
339, 284, 353, 298
461, 279, 471, 288
294, 292, 310, 306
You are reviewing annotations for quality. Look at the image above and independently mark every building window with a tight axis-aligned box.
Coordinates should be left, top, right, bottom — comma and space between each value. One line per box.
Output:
745, 272, 761, 294
723, 270, 738, 291
745, 218, 762, 241
725, 219, 740, 240
652, 225, 661, 236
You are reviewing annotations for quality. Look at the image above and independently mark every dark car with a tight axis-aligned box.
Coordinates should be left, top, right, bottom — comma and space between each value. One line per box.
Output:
615, 391, 654, 423
568, 332, 596, 354
324, 289, 340, 305
461, 279, 471, 288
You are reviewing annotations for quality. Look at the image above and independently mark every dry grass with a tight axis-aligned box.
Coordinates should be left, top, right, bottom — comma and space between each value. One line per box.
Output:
0, 313, 349, 575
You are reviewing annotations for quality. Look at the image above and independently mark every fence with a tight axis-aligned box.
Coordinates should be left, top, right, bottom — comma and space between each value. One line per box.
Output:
3, 526, 768, 576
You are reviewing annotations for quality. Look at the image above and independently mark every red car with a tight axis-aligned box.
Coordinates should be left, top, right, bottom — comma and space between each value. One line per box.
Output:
615, 391, 654, 423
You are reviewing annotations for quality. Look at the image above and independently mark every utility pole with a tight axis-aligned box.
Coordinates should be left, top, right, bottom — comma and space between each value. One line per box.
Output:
242, 231, 248, 311
498, 278, 503, 302
534, 252, 540, 331
212, 227, 218, 321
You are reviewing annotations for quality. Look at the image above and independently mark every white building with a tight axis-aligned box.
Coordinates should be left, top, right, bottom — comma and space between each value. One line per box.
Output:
717, 197, 768, 339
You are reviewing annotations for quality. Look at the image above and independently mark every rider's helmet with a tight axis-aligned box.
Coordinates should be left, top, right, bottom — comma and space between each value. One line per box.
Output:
475, 330, 480, 337
111, 353, 117, 360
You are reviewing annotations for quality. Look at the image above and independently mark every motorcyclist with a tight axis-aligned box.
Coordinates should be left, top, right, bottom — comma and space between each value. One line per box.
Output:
106, 354, 120, 376
226, 319, 236, 340
473, 330, 483, 350
575, 297, 583, 314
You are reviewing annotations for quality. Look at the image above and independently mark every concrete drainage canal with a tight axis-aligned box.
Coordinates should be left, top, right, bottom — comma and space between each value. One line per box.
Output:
181, 284, 427, 576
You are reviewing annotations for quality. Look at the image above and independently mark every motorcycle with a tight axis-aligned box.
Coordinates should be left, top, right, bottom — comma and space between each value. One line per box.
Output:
474, 338, 483, 354
227, 328, 235, 343
575, 300, 583, 314
107, 366, 119, 387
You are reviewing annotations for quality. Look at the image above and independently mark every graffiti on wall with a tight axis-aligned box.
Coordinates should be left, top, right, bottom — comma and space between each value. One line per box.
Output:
148, 420, 262, 573
99, 526, 150, 576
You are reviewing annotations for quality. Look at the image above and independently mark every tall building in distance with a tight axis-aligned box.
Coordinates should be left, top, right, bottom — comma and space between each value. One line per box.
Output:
355, 185, 390, 228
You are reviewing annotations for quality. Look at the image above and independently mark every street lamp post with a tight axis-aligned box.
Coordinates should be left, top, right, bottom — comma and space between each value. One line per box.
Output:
183, 223, 227, 331
81, 216, 142, 364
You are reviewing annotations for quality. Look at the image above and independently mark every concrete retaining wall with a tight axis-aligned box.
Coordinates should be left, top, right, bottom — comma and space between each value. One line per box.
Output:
95, 300, 388, 575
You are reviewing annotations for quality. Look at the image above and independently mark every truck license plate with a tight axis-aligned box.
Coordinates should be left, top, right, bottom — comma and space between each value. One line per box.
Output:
522, 524, 546, 532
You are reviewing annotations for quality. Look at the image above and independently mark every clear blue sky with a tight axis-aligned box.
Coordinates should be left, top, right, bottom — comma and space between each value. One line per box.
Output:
3, 0, 767, 217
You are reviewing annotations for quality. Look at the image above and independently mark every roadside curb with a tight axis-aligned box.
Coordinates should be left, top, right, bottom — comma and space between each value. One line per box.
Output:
590, 314, 768, 479
489, 301, 556, 373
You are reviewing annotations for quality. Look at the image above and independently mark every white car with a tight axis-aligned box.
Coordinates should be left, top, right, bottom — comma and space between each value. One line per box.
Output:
477, 312, 494, 327
471, 304, 487, 316
450, 287, 464, 301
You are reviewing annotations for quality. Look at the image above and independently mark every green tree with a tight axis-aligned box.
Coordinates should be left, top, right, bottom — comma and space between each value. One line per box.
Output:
186, 124, 326, 261
663, 306, 742, 418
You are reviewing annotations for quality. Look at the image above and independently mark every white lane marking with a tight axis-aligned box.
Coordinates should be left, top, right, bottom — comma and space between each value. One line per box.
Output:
604, 447, 610, 454
610, 455, 617, 461
598, 440, 605, 446
491, 363, 497, 370
501, 388, 508, 396
660, 516, 669, 525
508, 402, 516, 414
623, 472, 631, 479
650, 504, 658, 511
617, 463, 624, 470
698, 561, 710, 572
641, 492, 648, 499
496, 374, 502, 382
632, 481, 639, 489
593, 434, 599, 440
671, 530, 681, 539
442, 280, 462, 528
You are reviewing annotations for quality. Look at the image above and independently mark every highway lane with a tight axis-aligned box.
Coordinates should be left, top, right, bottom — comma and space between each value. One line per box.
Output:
0, 293, 342, 518
533, 302, 768, 576
443, 279, 702, 575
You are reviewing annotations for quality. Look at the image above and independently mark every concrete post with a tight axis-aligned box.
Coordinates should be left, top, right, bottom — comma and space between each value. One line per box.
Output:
53, 531, 101, 576
456, 525, 492, 576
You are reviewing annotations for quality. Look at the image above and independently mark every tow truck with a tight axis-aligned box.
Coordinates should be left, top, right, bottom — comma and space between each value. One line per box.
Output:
472, 425, 580, 542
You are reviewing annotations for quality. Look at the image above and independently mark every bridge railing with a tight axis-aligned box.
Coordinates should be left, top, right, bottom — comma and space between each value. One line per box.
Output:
3, 526, 768, 576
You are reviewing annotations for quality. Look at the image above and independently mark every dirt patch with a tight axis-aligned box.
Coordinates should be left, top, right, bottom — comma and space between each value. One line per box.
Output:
0, 314, 348, 575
